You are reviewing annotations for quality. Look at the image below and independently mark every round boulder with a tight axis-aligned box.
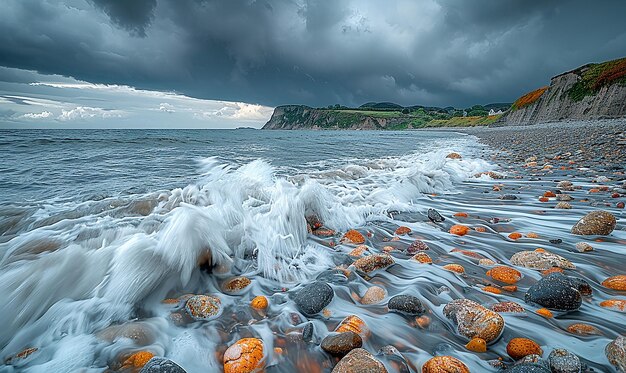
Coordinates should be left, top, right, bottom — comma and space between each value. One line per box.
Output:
321, 332, 363, 356
331, 348, 387, 373
387, 295, 425, 315
571, 210, 616, 235
548, 348, 581, 373
524, 273, 582, 311
292, 281, 334, 315
443, 299, 504, 343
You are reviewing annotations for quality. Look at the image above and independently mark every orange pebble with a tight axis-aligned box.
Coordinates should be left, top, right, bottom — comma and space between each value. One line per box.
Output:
589, 188, 600, 193
539, 197, 549, 202
454, 212, 469, 218
250, 295, 268, 310
223, 338, 265, 373
600, 299, 626, 312
395, 226, 411, 235
122, 351, 155, 368
506, 338, 543, 360
342, 229, 365, 244
536, 308, 553, 318
443, 264, 465, 274
466, 337, 487, 353
411, 252, 433, 264
486, 266, 522, 284
567, 323, 602, 335
502, 285, 518, 292
543, 191, 556, 197
416, 315, 431, 328
602, 275, 626, 291
449, 225, 470, 236
422, 356, 470, 373
348, 245, 369, 257
475, 226, 487, 233
336, 315, 369, 338
508, 232, 523, 240
535, 248, 547, 253
483, 286, 502, 294
526, 232, 540, 238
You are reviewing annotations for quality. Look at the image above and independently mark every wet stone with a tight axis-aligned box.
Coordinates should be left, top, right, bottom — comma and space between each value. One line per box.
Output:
571, 210, 617, 235
574, 242, 593, 252
510, 250, 575, 270
353, 253, 394, 273
185, 295, 222, 320
292, 281, 334, 315
302, 322, 314, 343
140, 357, 186, 373
490, 301, 526, 314
500, 194, 519, 200
443, 299, 505, 342
387, 295, 425, 315
427, 208, 445, 223
407, 240, 429, 254
223, 276, 251, 293
321, 331, 363, 356
548, 348, 581, 373
525, 273, 582, 311
361, 286, 386, 305
606, 336, 626, 372
331, 348, 387, 373
422, 356, 470, 373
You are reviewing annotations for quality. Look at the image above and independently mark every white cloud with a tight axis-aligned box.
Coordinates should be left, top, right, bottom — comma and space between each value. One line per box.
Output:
58, 106, 125, 121
158, 102, 175, 113
20, 111, 53, 119
231, 103, 275, 121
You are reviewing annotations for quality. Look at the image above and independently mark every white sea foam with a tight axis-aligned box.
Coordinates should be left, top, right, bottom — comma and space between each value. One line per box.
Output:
0, 141, 493, 371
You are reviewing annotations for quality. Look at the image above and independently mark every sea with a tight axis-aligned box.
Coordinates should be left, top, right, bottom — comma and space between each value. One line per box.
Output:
0, 129, 623, 372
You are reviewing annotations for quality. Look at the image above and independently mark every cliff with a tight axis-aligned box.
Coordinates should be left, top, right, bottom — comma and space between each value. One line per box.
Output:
499, 57, 626, 125
262, 105, 420, 130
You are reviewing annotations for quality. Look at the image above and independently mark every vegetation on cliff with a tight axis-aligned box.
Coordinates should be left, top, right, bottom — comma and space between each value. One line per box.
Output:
511, 87, 548, 111
567, 57, 626, 101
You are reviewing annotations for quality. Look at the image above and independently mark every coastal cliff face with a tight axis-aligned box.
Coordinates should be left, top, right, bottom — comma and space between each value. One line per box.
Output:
500, 58, 626, 125
261, 105, 414, 130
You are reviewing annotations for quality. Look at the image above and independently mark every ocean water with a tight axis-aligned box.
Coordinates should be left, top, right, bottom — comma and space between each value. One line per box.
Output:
0, 129, 624, 372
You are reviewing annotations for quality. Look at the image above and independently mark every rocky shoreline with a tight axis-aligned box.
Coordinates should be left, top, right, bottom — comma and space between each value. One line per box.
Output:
459, 119, 626, 170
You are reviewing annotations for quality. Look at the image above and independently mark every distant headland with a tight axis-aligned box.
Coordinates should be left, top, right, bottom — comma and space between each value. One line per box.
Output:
262, 56, 626, 130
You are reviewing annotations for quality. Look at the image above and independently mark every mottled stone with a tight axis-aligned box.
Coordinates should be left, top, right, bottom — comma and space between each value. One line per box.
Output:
361, 286, 386, 305
387, 295, 425, 315
292, 281, 334, 315
571, 210, 616, 235
507, 338, 543, 360
489, 301, 526, 314
321, 332, 362, 356
510, 250, 575, 270
548, 349, 581, 373
185, 295, 222, 320
422, 356, 470, 373
504, 363, 550, 373
223, 338, 265, 373
223, 276, 251, 293
140, 357, 186, 373
443, 299, 505, 342
606, 336, 626, 372
331, 348, 387, 373
353, 253, 394, 273
525, 273, 582, 311
407, 240, 429, 254
555, 202, 572, 209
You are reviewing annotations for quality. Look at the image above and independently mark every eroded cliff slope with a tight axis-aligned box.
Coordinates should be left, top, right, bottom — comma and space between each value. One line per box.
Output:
500, 57, 626, 125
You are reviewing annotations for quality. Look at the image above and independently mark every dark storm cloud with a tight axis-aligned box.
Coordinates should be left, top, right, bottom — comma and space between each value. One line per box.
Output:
1, 0, 625, 108
89, 0, 157, 36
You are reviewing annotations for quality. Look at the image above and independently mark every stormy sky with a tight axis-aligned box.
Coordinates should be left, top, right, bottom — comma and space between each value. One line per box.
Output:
1, 0, 626, 128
